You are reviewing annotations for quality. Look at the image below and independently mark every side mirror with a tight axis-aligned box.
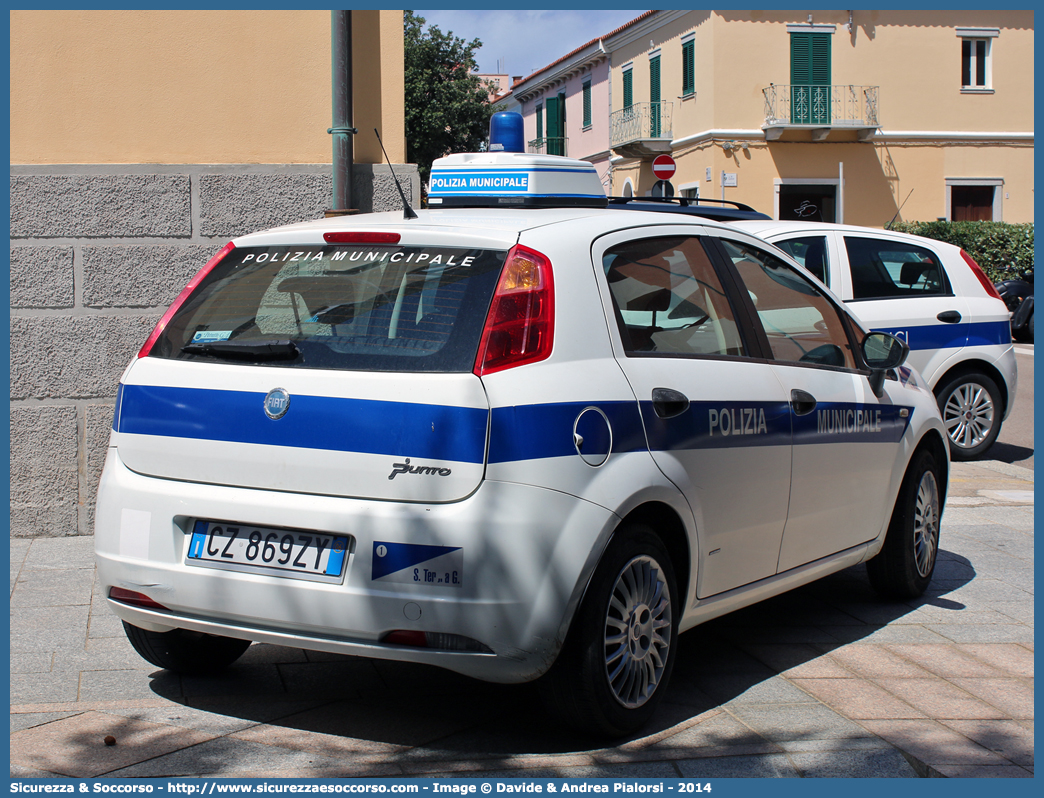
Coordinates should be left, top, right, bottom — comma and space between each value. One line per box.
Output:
862, 332, 909, 397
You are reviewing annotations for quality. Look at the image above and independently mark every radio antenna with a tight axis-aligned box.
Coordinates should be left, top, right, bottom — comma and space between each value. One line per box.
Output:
886, 189, 914, 230
374, 128, 418, 220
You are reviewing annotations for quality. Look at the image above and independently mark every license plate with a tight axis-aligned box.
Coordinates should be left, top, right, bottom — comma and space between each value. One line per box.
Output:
187, 520, 350, 583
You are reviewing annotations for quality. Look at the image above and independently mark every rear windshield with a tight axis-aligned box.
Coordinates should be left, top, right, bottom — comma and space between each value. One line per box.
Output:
150, 244, 505, 372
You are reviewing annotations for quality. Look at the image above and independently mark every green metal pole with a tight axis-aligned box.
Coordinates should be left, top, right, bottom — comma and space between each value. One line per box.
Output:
329, 10, 356, 213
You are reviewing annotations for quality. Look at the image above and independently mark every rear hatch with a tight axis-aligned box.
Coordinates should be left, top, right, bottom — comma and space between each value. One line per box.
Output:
115, 238, 508, 503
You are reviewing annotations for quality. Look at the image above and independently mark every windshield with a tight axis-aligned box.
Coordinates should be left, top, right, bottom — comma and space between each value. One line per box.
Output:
150, 244, 505, 372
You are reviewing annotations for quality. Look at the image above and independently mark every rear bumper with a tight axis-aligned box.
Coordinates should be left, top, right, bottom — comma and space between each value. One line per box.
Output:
95, 448, 618, 683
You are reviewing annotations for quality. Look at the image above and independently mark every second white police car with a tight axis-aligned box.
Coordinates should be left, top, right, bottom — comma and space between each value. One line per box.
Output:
96, 114, 949, 737
733, 220, 1018, 461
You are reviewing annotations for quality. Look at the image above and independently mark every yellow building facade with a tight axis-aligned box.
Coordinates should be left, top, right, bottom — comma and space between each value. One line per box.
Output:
10, 10, 410, 537
11, 9, 406, 167
609, 10, 1033, 226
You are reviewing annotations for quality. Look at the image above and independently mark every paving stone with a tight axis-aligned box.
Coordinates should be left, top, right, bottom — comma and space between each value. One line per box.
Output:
10, 568, 95, 607
788, 747, 919, 777
650, 710, 778, 753
959, 643, 1035, 678
10, 669, 81, 705
9, 710, 215, 778
11, 651, 53, 674
103, 735, 359, 778
728, 702, 871, 743
739, 643, 848, 677
826, 643, 936, 679
950, 678, 1035, 720
789, 678, 925, 720
677, 753, 799, 777
942, 719, 1035, 767
79, 669, 175, 702
931, 763, 1033, 777
10, 711, 82, 733
550, 762, 681, 778
875, 678, 1009, 720
11, 602, 89, 642
703, 674, 819, 706
23, 536, 97, 570
885, 643, 1007, 678
927, 623, 1034, 644
86, 609, 126, 639
230, 722, 409, 760
860, 719, 1014, 766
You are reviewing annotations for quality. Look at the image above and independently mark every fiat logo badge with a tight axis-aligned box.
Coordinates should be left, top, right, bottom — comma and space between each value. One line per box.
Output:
263, 388, 291, 420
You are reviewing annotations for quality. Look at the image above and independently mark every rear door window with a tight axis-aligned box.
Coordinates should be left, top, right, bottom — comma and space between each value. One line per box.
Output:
150, 245, 505, 372
844, 237, 949, 300
602, 236, 748, 358
772, 235, 829, 286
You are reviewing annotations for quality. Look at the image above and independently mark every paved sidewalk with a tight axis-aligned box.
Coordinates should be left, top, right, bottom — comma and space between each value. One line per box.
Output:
10, 461, 1033, 779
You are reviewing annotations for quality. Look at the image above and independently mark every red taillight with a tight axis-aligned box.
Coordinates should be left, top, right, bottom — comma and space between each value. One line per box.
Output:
138, 241, 236, 358
323, 231, 401, 244
108, 587, 169, 611
961, 249, 1003, 300
383, 630, 428, 648
474, 244, 555, 376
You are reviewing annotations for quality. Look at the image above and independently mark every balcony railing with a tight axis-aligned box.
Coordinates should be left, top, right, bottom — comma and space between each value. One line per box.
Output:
610, 102, 674, 150
762, 84, 879, 138
528, 137, 568, 157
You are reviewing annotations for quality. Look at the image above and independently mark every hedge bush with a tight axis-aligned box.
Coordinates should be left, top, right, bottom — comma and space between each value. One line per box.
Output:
890, 221, 1034, 283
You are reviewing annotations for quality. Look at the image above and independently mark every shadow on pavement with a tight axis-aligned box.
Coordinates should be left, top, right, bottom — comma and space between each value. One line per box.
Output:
145, 551, 977, 760
983, 442, 1034, 466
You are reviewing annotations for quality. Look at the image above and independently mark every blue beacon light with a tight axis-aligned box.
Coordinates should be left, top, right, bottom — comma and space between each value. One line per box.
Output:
488, 112, 525, 153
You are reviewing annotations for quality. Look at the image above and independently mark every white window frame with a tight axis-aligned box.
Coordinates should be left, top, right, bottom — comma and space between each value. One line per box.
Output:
679, 181, 700, 199
957, 27, 999, 93
945, 177, 1003, 221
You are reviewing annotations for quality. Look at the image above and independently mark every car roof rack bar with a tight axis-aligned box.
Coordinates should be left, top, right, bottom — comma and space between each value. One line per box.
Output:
606, 196, 760, 212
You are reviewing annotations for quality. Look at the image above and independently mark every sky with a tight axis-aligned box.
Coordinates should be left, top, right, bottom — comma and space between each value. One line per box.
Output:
413, 9, 646, 80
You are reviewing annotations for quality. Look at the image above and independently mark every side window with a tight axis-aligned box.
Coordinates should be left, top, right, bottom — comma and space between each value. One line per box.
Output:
773, 236, 829, 285
844, 237, 947, 300
603, 236, 747, 358
721, 238, 857, 370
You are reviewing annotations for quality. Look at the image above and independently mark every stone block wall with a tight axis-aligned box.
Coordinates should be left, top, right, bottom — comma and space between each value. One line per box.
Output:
10, 163, 419, 537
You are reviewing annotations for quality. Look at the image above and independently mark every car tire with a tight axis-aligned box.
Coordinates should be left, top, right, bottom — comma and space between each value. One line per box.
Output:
1027, 311, 1034, 343
123, 622, 251, 675
866, 448, 943, 599
935, 372, 1003, 460
539, 523, 678, 738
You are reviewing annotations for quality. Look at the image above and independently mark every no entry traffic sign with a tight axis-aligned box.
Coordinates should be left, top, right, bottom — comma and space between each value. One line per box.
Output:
652, 154, 676, 181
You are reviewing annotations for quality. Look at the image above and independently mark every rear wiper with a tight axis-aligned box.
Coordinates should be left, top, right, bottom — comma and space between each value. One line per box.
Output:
181, 340, 300, 361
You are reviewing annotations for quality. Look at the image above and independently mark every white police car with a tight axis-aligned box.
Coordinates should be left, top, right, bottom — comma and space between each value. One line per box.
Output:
96, 114, 949, 737
732, 220, 1018, 460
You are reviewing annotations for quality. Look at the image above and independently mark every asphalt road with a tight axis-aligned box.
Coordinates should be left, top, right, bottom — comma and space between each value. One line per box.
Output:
990, 344, 1034, 470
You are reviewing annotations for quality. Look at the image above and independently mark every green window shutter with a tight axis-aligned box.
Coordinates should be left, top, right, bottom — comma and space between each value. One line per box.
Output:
546, 94, 565, 155
790, 33, 831, 124
650, 56, 661, 137
623, 69, 633, 109
583, 80, 592, 127
536, 104, 543, 141
682, 39, 695, 96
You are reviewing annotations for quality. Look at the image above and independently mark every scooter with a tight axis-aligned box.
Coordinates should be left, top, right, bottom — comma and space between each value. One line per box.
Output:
995, 268, 1034, 343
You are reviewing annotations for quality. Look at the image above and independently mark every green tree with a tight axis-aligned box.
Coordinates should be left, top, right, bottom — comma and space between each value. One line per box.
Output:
404, 11, 494, 189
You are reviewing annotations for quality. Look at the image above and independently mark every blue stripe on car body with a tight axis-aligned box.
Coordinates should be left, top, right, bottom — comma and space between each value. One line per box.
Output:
873, 320, 1010, 350
118, 385, 914, 464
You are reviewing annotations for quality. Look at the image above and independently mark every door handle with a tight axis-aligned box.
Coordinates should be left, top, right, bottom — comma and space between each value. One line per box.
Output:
937, 310, 962, 324
652, 387, 690, 419
791, 389, 817, 416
